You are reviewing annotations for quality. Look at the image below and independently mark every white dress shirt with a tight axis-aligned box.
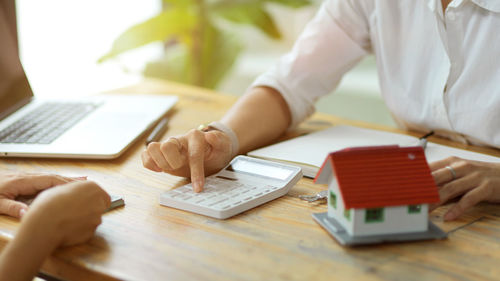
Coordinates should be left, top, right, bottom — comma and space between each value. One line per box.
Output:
251, 0, 500, 148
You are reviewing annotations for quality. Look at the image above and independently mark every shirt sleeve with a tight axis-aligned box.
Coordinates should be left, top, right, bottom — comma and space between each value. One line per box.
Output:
250, 0, 372, 129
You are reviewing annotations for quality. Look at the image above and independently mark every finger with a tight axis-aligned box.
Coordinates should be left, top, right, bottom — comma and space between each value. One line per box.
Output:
439, 173, 479, 204
432, 167, 457, 186
12, 174, 75, 196
0, 199, 28, 218
160, 137, 187, 170
146, 142, 173, 171
187, 130, 206, 193
102, 193, 111, 210
61, 181, 111, 212
428, 156, 459, 172
141, 150, 162, 172
77, 181, 111, 211
97, 188, 111, 211
444, 185, 489, 221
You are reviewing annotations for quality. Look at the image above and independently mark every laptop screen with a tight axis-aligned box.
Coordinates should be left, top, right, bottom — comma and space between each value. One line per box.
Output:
0, 0, 34, 121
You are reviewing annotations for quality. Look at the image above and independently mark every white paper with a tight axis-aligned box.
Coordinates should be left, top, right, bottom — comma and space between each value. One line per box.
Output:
248, 125, 500, 177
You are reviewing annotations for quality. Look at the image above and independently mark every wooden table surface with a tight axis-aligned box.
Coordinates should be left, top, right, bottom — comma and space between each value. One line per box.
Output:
0, 79, 499, 281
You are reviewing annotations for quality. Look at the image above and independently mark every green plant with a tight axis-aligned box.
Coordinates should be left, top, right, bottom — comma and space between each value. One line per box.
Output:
99, 0, 311, 89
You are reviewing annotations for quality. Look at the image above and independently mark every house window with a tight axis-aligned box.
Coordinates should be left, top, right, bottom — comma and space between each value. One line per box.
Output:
408, 205, 422, 214
329, 191, 337, 209
344, 209, 351, 221
365, 208, 384, 223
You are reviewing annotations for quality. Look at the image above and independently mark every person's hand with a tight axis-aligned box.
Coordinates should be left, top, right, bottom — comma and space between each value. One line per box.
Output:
22, 180, 111, 247
430, 156, 500, 220
0, 172, 84, 219
0, 180, 110, 280
141, 129, 233, 192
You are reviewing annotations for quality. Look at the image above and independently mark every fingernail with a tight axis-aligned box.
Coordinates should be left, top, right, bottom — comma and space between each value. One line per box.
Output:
19, 208, 27, 218
194, 181, 203, 193
75, 176, 88, 180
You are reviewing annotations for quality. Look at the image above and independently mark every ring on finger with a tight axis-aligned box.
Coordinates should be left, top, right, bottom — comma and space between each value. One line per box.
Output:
445, 165, 457, 180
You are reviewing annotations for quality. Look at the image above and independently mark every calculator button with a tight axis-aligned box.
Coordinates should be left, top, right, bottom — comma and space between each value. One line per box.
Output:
208, 198, 228, 207
175, 194, 191, 200
177, 186, 192, 193
168, 192, 183, 198
183, 196, 200, 204
216, 189, 231, 195
199, 197, 225, 207
204, 194, 217, 200
205, 178, 217, 184
225, 191, 241, 197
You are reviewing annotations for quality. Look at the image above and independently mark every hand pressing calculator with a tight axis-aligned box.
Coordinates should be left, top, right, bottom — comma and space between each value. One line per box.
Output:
159, 155, 302, 219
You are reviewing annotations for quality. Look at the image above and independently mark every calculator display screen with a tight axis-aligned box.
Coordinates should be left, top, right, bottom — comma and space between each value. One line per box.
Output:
226, 159, 293, 180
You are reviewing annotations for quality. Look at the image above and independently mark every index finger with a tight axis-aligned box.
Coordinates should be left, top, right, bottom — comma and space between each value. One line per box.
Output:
187, 130, 207, 193
101, 190, 112, 210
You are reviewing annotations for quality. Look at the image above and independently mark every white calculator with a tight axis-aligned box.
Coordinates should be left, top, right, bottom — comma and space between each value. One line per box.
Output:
159, 155, 302, 219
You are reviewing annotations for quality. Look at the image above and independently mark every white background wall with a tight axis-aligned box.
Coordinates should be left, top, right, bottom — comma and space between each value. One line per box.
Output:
16, 0, 160, 97
16, 0, 395, 127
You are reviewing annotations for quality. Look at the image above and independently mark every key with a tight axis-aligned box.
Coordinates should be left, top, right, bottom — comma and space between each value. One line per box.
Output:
299, 190, 328, 203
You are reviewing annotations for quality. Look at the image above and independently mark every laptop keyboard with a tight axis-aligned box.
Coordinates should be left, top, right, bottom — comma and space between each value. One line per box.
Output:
0, 102, 100, 144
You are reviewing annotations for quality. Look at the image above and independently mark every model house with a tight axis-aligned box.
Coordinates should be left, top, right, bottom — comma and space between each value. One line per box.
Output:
314, 145, 440, 237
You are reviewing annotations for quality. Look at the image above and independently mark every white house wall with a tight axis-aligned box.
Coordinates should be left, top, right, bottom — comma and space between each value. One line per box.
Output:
352, 205, 429, 237
327, 179, 354, 235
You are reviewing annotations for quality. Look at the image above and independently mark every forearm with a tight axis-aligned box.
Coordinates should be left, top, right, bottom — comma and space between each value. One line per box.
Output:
221, 86, 291, 154
0, 218, 58, 281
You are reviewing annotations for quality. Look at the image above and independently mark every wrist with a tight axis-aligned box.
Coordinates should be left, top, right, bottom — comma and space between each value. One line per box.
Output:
0, 215, 59, 280
199, 121, 239, 158
20, 210, 62, 251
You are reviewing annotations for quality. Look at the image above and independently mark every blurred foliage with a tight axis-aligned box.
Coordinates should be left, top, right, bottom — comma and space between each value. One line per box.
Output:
99, 0, 311, 89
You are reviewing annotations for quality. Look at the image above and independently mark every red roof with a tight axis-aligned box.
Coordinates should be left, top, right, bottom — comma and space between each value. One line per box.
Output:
314, 145, 440, 209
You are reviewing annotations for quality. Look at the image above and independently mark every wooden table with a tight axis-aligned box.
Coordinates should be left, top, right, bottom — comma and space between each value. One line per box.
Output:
0, 79, 499, 281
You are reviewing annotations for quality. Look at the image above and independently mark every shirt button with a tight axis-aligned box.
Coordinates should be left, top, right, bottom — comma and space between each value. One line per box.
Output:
447, 12, 456, 21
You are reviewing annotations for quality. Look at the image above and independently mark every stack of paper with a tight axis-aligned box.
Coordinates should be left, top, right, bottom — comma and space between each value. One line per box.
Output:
248, 125, 500, 178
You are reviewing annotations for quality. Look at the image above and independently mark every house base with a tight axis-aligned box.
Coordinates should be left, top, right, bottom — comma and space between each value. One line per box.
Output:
312, 212, 447, 246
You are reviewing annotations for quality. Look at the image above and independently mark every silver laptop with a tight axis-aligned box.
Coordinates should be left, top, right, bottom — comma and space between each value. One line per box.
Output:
0, 1, 177, 159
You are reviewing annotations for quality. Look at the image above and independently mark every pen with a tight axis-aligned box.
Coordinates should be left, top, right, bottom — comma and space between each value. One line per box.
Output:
146, 117, 169, 145
418, 131, 434, 150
